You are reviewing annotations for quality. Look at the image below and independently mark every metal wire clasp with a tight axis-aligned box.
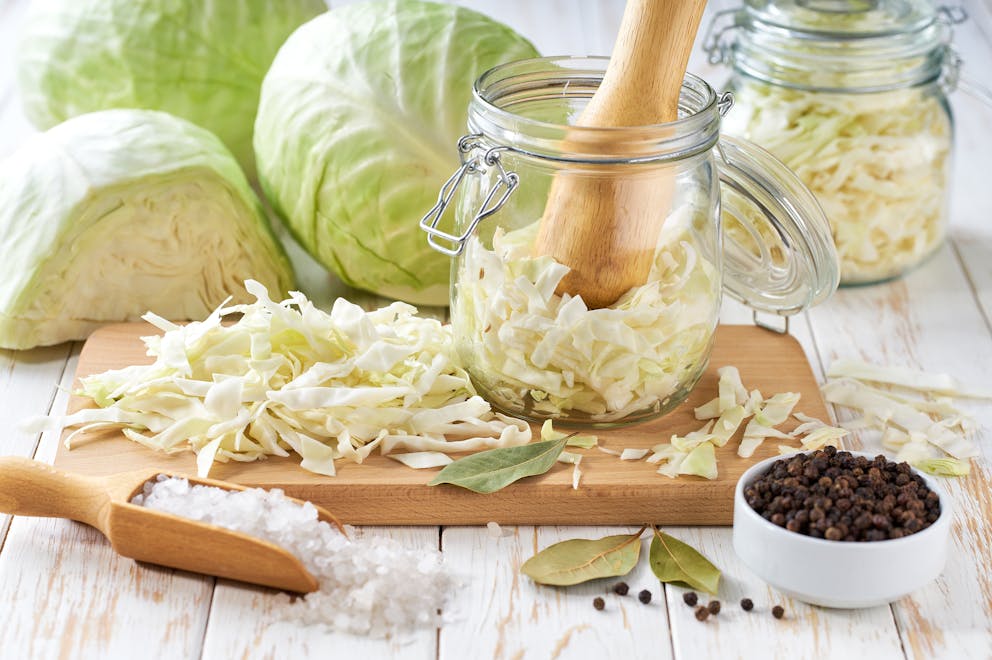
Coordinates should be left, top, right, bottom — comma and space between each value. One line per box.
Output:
702, 8, 740, 65
419, 134, 519, 256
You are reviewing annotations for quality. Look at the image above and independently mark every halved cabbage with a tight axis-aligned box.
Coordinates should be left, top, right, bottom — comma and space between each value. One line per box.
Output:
0, 109, 294, 349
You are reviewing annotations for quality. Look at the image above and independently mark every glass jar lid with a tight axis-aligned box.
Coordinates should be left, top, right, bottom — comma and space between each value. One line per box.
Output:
705, 0, 962, 91
717, 136, 839, 316
744, 0, 937, 37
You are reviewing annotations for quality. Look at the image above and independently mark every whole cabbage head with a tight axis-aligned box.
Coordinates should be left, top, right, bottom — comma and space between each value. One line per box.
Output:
0, 109, 295, 350
16, 0, 325, 175
254, 0, 539, 306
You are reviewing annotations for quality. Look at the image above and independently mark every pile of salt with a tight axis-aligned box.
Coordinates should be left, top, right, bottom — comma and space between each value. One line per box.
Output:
133, 476, 454, 638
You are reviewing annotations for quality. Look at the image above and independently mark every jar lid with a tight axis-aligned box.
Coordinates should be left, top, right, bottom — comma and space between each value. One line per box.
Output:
717, 136, 839, 316
743, 0, 936, 37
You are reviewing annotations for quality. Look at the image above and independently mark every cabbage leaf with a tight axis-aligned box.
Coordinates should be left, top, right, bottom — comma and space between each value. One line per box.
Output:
17, 0, 324, 174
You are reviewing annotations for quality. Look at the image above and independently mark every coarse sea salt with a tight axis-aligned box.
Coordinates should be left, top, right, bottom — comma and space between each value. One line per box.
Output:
133, 476, 454, 638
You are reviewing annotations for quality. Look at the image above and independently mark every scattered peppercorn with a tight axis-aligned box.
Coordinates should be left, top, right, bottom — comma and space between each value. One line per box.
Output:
744, 447, 940, 542
694, 605, 710, 621
593, 597, 605, 611
740, 598, 754, 611
707, 600, 721, 615
772, 605, 785, 619
683, 591, 698, 607
613, 582, 629, 596
638, 589, 652, 604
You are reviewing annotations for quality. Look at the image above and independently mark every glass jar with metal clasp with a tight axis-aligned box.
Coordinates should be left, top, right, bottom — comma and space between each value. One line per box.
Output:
704, 0, 977, 285
420, 56, 839, 427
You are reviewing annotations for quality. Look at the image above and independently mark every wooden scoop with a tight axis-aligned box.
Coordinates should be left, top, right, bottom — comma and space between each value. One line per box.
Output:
532, 0, 707, 309
0, 456, 343, 593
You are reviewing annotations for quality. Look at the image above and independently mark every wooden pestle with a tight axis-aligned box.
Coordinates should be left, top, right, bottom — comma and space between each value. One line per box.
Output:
532, 0, 707, 309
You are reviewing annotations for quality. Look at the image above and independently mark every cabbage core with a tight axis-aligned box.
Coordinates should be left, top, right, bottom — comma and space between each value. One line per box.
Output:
7, 176, 290, 347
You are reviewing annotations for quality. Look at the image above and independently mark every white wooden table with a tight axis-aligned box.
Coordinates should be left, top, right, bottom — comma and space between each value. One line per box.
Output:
2, 1, 991, 657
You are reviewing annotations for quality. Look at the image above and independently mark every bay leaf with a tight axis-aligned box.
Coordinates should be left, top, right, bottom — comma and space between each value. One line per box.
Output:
649, 528, 721, 594
521, 526, 646, 586
427, 435, 569, 493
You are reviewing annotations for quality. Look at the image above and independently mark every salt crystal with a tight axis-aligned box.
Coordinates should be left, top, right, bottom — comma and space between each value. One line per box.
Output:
134, 477, 454, 637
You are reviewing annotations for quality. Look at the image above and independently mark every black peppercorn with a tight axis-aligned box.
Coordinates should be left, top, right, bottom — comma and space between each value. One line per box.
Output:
744, 450, 940, 542
593, 597, 605, 611
707, 600, 721, 615
772, 605, 785, 619
638, 589, 652, 604
695, 605, 709, 621
740, 598, 754, 611
683, 591, 698, 607
613, 582, 629, 596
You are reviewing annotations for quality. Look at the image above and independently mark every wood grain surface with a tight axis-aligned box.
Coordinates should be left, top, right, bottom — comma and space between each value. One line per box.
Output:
53, 323, 830, 525
1, 0, 991, 658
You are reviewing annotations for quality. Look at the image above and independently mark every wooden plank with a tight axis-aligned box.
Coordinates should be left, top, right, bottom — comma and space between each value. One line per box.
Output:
948, 75, 992, 327
439, 525, 674, 660
201, 526, 438, 660
663, 527, 906, 660
52, 323, 831, 526
0, 343, 73, 548
806, 253, 992, 660
0, 346, 216, 659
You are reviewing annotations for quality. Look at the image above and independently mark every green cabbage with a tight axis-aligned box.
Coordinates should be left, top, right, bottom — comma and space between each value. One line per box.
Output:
17, 0, 324, 174
254, 0, 539, 305
722, 79, 951, 283
0, 110, 294, 349
452, 205, 720, 423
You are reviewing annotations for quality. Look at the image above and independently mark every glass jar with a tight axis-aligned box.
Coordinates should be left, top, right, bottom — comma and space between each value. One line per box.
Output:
705, 0, 963, 285
420, 57, 838, 427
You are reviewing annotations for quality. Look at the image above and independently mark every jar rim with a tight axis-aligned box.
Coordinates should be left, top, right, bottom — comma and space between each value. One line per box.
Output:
468, 56, 723, 164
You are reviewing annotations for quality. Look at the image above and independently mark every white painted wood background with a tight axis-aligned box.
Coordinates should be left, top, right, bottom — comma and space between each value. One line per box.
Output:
1, 0, 991, 658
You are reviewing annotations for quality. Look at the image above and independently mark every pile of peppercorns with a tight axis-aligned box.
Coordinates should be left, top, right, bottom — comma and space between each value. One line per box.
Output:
682, 592, 784, 621
744, 447, 941, 542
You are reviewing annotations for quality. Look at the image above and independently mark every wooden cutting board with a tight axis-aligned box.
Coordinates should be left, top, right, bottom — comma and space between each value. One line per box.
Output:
53, 323, 830, 526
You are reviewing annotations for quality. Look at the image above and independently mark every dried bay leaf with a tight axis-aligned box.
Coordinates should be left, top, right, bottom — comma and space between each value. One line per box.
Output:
521, 526, 647, 586
649, 527, 721, 594
427, 435, 569, 494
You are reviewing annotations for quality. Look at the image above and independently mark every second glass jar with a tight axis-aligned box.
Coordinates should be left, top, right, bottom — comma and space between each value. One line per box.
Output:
707, 0, 959, 285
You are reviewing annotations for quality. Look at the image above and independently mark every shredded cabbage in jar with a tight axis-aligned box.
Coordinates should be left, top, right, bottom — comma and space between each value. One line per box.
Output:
452, 205, 720, 423
722, 78, 951, 283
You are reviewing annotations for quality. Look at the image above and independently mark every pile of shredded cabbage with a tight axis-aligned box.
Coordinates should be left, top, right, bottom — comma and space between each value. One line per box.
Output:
645, 366, 847, 480
452, 206, 720, 423
722, 79, 951, 283
33, 281, 531, 477
822, 360, 985, 476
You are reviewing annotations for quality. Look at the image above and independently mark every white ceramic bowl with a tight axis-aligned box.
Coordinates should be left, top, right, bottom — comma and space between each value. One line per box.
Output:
733, 451, 951, 609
